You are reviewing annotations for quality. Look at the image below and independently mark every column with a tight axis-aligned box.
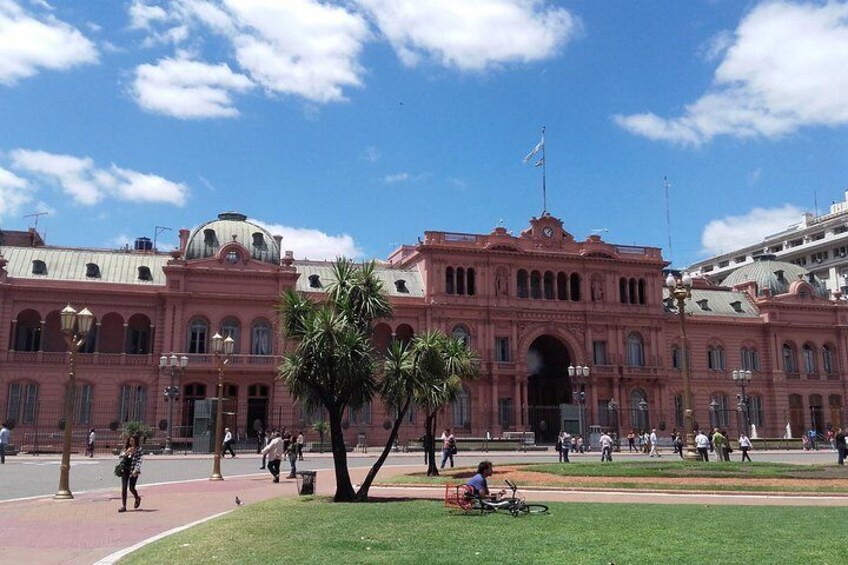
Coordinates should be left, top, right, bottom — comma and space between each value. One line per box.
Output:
491, 375, 499, 433
521, 378, 529, 428
513, 376, 521, 430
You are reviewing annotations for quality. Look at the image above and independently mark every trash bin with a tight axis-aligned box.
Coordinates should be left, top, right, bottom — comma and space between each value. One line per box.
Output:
296, 470, 316, 495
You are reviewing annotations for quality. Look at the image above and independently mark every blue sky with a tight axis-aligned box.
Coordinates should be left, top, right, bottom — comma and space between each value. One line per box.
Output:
1, 1, 847, 267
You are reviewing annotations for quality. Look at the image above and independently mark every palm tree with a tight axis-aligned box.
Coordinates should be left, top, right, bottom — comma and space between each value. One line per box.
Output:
312, 420, 329, 453
277, 258, 392, 502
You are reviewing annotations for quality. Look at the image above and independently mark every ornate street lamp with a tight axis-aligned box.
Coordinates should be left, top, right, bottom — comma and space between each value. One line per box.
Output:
159, 353, 189, 455
210, 333, 234, 480
665, 271, 699, 460
731, 369, 752, 435
54, 305, 93, 500
567, 364, 591, 438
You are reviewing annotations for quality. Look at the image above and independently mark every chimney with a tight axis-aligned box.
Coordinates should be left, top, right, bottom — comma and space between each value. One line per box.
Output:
178, 229, 190, 253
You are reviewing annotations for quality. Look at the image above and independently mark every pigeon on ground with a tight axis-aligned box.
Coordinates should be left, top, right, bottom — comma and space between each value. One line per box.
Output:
235, 496, 242, 506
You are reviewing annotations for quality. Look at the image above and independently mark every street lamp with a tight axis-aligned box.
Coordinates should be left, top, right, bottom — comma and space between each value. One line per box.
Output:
665, 271, 699, 460
54, 305, 93, 500
567, 364, 590, 438
731, 369, 752, 435
607, 398, 620, 451
210, 333, 234, 481
159, 353, 189, 455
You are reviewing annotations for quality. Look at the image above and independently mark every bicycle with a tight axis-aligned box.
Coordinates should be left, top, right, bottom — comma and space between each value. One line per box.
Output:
459, 479, 549, 516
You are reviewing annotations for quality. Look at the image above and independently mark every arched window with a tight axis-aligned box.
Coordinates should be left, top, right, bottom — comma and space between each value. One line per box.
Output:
14, 309, 41, 352
741, 347, 760, 372
823, 345, 835, 374
32, 259, 47, 275
445, 267, 455, 295
251, 320, 272, 355
530, 270, 542, 299
350, 401, 372, 426
638, 278, 646, 305
75, 383, 94, 424
517, 269, 528, 298
628, 278, 637, 304
626, 333, 644, 367
809, 394, 824, 433
182, 383, 207, 435
451, 388, 471, 430
619, 278, 628, 303
707, 345, 725, 371
709, 394, 730, 428
451, 325, 471, 346
86, 263, 101, 278
126, 314, 151, 354
456, 267, 466, 295
671, 345, 682, 370
783, 343, 797, 374
802, 343, 817, 374
557, 272, 568, 301
570, 273, 581, 301
543, 271, 555, 300
466, 268, 476, 296
220, 318, 241, 354
188, 318, 208, 354
630, 389, 649, 431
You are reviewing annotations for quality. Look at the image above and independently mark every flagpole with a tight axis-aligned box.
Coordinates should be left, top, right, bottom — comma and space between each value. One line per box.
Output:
541, 126, 547, 214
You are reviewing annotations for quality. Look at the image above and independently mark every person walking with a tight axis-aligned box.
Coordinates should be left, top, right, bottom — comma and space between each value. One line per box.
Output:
712, 428, 729, 462
695, 429, 710, 462
259, 429, 271, 470
599, 430, 613, 462
117, 435, 143, 513
296, 430, 305, 461
649, 428, 661, 458
0, 422, 10, 464
261, 431, 284, 482
223, 427, 236, 458
835, 428, 846, 466
283, 432, 298, 479
560, 431, 571, 462
256, 428, 266, 455
738, 432, 753, 462
85, 428, 96, 458
627, 430, 636, 452
674, 432, 684, 458
440, 428, 456, 469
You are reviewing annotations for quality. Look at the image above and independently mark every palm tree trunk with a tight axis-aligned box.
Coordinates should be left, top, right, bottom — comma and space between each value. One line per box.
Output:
426, 411, 439, 477
356, 397, 411, 502
328, 409, 356, 502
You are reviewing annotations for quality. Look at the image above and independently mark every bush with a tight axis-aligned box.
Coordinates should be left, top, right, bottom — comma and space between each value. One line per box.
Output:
121, 421, 154, 442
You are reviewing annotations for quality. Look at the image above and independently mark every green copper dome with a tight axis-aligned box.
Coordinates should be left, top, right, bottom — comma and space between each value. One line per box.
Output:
720, 255, 828, 298
185, 212, 280, 265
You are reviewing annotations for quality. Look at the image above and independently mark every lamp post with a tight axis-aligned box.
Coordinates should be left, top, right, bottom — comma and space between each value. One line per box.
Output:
665, 271, 700, 460
607, 398, 620, 451
159, 353, 189, 455
567, 364, 590, 438
210, 333, 234, 481
709, 397, 719, 430
731, 369, 752, 435
54, 305, 93, 500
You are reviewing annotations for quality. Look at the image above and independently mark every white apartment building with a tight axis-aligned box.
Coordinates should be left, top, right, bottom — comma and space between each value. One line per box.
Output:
690, 190, 848, 296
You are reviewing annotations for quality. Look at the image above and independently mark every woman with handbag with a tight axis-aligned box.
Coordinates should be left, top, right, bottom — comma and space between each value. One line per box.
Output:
117, 435, 144, 513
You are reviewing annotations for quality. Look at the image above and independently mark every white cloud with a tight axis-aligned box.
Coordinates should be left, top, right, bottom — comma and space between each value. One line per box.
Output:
0, 165, 32, 217
9, 149, 188, 206
251, 219, 364, 260
0, 0, 98, 84
614, 2, 848, 145
132, 55, 253, 119
129, 0, 168, 30
383, 172, 410, 183
355, 0, 579, 71
700, 204, 803, 256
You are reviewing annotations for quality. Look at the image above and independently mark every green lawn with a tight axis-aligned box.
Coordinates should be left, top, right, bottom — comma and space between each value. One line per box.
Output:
122, 497, 846, 565
382, 461, 848, 493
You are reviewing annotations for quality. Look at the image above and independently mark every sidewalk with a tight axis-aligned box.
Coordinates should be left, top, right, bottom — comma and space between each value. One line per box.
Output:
3, 458, 847, 565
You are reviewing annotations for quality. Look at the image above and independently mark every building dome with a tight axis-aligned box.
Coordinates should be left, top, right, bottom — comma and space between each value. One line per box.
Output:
720, 254, 828, 298
185, 212, 280, 264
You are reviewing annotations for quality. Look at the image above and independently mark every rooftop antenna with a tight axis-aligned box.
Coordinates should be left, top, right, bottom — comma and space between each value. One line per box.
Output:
154, 225, 172, 252
814, 190, 819, 218
24, 211, 49, 230
663, 176, 673, 265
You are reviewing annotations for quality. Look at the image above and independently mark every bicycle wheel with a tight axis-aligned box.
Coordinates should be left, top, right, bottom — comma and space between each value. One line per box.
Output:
512, 503, 549, 515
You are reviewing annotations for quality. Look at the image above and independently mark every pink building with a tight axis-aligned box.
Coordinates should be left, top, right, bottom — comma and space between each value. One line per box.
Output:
1, 211, 845, 450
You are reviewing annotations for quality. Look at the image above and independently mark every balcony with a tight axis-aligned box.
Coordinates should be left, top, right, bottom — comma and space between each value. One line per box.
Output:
5, 351, 281, 369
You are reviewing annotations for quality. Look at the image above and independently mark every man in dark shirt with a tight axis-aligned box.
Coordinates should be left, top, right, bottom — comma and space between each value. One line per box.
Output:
835, 428, 846, 465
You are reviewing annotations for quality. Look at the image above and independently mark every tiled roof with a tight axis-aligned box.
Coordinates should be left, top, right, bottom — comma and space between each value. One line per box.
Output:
2, 246, 169, 286
294, 260, 424, 298
720, 257, 828, 298
663, 288, 759, 318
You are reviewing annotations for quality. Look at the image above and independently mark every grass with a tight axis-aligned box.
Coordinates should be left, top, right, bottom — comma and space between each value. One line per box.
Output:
121, 497, 847, 565
382, 461, 848, 493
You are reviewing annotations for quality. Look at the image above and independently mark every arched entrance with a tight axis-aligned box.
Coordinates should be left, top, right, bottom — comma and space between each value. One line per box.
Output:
527, 335, 572, 443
